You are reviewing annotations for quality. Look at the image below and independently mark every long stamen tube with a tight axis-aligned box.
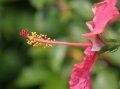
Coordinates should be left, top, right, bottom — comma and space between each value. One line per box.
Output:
20, 29, 91, 48
35, 38, 91, 47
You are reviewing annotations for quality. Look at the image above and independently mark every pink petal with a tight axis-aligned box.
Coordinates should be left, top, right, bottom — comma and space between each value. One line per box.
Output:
91, 35, 104, 51
69, 47, 98, 89
84, 21, 104, 51
106, 0, 117, 6
82, 0, 119, 38
86, 21, 94, 31
92, 1, 106, 14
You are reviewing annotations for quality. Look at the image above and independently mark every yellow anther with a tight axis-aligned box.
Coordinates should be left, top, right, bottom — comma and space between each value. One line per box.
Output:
26, 31, 55, 48
42, 34, 44, 37
47, 38, 51, 40
29, 36, 34, 40
45, 35, 47, 37
49, 44, 53, 47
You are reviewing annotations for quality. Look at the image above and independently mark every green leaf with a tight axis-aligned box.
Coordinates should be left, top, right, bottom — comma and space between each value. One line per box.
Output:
0, 50, 22, 81
69, 25, 87, 42
103, 48, 120, 67
70, 0, 92, 19
50, 44, 67, 72
30, 0, 54, 10
0, 0, 18, 3
30, 0, 45, 10
92, 68, 119, 89
43, 72, 67, 89
16, 67, 49, 87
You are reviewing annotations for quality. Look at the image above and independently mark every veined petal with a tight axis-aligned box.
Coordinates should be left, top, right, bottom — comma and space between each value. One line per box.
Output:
92, 1, 106, 14
91, 35, 104, 51
106, 0, 117, 6
83, 0, 119, 38
86, 21, 94, 31
84, 22, 104, 51
69, 47, 98, 89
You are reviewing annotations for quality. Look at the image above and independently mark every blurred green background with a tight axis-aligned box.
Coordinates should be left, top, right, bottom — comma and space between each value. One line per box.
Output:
0, 0, 120, 89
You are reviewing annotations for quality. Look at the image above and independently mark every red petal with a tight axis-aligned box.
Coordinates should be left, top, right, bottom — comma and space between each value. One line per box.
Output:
83, 0, 119, 39
86, 21, 94, 31
92, 1, 106, 14
69, 47, 98, 89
